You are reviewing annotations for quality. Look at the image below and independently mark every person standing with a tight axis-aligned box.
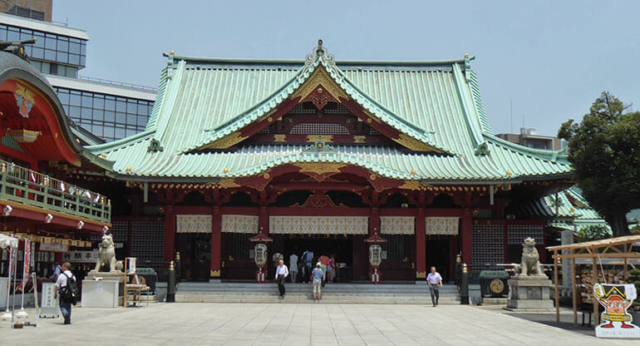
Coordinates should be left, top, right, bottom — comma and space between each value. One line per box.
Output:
426, 266, 443, 307
289, 253, 298, 284
54, 262, 75, 324
301, 250, 309, 283
311, 262, 325, 302
274, 259, 289, 297
327, 255, 335, 283
50, 263, 62, 281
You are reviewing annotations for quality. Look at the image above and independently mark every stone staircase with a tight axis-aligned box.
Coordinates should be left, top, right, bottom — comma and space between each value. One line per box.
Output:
175, 282, 464, 304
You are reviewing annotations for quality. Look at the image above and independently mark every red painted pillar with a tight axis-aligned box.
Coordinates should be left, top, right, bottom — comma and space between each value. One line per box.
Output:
210, 205, 222, 280
415, 207, 426, 281
259, 206, 269, 235
369, 206, 380, 236
461, 208, 473, 265
257, 197, 269, 281
163, 205, 175, 262
368, 205, 380, 282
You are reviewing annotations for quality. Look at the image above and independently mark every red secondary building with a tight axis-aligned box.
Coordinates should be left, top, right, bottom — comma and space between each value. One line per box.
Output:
0, 43, 110, 279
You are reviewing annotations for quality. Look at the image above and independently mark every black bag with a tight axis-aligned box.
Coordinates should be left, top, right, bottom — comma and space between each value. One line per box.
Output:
60, 273, 78, 305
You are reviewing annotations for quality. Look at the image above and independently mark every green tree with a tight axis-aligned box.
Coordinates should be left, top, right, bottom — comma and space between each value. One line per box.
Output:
558, 92, 640, 237
576, 225, 610, 243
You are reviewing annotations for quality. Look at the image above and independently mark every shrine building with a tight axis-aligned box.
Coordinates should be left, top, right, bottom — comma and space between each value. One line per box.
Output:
86, 41, 573, 282
0, 45, 111, 278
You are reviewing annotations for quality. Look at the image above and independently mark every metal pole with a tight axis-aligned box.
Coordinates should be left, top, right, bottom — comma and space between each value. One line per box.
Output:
3, 248, 11, 313
571, 256, 577, 326
166, 260, 176, 303
554, 251, 559, 324
1, 246, 14, 321
11, 247, 17, 326
460, 263, 469, 305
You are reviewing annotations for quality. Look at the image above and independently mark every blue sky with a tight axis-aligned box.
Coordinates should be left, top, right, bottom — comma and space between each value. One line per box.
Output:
54, 0, 640, 136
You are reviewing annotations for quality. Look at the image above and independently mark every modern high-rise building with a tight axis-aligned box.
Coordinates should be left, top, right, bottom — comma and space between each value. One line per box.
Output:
0, 1, 156, 143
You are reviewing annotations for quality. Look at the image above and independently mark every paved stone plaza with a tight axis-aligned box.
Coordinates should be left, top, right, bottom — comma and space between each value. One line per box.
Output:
1, 303, 638, 345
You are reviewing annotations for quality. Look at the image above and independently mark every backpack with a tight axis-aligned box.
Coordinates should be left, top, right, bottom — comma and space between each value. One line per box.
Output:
60, 273, 78, 305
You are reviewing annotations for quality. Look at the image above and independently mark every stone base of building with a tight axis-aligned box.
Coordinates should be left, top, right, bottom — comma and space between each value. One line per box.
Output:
505, 276, 555, 312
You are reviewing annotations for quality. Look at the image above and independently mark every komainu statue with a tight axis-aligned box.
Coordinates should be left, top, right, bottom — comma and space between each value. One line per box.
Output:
513, 237, 544, 277
92, 233, 123, 273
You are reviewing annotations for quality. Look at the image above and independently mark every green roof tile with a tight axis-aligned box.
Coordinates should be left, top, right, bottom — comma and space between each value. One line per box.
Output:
87, 43, 572, 182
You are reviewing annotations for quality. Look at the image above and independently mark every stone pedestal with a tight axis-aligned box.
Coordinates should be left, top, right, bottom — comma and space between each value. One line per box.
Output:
86, 271, 125, 282
506, 276, 555, 312
82, 280, 119, 308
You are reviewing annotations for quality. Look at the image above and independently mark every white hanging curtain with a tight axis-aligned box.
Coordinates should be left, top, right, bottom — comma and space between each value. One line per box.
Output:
426, 217, 460, 235
270, 216, 368, 235
176, 215, 212, 233
221, 215, 259, 234
380, 217, 415, 235
0, 233, 18, 249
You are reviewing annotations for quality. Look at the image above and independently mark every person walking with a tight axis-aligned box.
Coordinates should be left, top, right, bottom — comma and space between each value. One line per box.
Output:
289, 253, 298, 283
54, 262, 76, 324
426, 266, 443, 307
274, 259, 289, 297
311, 262, 325, 302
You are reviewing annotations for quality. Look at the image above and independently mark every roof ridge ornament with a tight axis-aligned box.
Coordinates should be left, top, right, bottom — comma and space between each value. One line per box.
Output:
300, 39, 337, 80
0, 39, 37, 61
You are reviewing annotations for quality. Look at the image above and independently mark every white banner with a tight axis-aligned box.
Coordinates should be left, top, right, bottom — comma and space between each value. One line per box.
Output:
176, 215, 212, 233
426, 217, 460, 235
222, 215, 259, 233
380, 217, 415, 235
40, 243, 70, 253
270, 216, 368, 235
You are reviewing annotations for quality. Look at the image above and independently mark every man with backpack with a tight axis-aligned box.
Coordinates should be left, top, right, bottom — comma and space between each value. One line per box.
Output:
54, 262, 78, 325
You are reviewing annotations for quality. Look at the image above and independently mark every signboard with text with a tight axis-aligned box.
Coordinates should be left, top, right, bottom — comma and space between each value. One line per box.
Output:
40, 282, 59, 318
63, 250, 98, 263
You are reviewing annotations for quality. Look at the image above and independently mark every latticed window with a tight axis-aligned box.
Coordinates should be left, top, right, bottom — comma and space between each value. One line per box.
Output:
222, 233, 253, 260
382, 235, 409, 260
324, 104, 351, 114
472, 224, 504, 265
290, 122, 350, 135
130, 221, 164, 270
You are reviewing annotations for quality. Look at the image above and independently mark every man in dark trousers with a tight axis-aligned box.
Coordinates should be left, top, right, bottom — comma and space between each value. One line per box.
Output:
426, 266, 443, 307
54, 262, 76, 324
274, 259, 289, 297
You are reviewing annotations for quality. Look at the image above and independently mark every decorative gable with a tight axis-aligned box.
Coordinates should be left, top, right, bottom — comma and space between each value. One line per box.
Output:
187, 41, 447, 154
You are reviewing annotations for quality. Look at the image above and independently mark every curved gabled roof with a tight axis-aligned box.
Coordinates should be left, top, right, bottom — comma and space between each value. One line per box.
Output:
87, 42, 571, 182
0, 50, 110, 167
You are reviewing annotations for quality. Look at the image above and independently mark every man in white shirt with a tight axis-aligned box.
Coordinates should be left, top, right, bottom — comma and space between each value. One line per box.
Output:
274, 259, 289, 297
426, 266, 443, 307
289, 253, 298, 284
54, 262, 75, 324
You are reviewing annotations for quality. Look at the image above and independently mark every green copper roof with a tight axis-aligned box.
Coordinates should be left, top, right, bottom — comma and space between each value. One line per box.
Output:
87, 42, 571, 182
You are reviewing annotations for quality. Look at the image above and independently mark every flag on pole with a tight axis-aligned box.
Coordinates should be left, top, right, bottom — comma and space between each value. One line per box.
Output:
21, 238, 31, 290
8, 245, 15, 278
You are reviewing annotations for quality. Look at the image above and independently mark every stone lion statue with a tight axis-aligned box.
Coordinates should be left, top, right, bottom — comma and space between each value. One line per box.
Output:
93, 234, 123, 273
514, 237, 544, 277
